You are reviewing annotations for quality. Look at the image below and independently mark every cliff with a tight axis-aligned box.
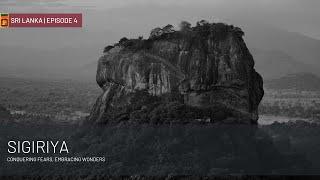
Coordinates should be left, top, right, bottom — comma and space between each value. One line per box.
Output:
88, 21, 264, 125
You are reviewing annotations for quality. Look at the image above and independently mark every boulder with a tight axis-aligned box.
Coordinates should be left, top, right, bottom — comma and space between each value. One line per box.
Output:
88, 21, 264, 125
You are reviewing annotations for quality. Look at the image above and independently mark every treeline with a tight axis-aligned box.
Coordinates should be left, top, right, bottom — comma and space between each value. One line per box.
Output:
259, 102, 320, 120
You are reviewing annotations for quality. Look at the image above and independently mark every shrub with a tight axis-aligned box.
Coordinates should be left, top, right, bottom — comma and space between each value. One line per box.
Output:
179, 21, 192, 31
163, 24, 174, 33
119, 37, 129, 45
211, 23, 230, 40
103, 45, 114, 53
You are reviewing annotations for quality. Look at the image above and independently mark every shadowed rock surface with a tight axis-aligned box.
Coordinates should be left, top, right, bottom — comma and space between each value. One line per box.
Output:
88, 22, 264, 125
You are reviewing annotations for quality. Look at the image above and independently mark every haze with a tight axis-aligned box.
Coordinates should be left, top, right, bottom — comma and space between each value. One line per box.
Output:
0, 0, 319, 80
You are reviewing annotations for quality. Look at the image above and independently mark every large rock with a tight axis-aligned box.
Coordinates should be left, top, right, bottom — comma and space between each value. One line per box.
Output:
88, 22, 264, 124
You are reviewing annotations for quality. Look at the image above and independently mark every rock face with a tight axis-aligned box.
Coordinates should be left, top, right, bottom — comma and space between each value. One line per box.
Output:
88, 22, 264, 124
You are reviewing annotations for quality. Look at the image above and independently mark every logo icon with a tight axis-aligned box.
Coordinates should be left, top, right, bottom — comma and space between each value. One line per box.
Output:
0, 13, 9, 28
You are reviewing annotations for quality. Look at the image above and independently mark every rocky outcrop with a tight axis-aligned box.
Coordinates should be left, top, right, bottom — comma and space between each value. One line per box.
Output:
88, 21, 264, 125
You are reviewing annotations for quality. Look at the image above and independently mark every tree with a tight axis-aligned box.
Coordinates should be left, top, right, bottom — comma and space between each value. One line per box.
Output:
149, 27, 163, 39
195, 19, 211, 35
103, 45, 114, 53
212, 23, 229, 39
119, 37, 129, 44
179, 21, 191, 31
163, 24, 174, 33
196, 20, 209, 26
234, 27, 245, 37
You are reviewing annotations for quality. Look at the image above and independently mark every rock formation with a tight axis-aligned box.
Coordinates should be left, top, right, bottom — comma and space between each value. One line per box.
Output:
88, 21, 264, 124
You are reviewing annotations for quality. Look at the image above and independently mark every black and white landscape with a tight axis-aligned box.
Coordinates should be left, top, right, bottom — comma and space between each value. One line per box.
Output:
0, 0, 320, 178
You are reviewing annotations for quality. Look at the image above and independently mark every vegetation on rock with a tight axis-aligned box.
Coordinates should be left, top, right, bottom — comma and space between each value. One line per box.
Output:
103, 20, 245, 53
93, 20, 263, 125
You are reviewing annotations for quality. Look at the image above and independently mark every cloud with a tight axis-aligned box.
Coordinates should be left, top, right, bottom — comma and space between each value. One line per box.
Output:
1, 0, 319, 11
0, 0, 65, 7
0, 0, 319, 39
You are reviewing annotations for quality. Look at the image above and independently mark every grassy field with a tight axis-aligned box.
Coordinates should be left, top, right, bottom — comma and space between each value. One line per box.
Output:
0, 77, 100, 123
259, 88, 320, 123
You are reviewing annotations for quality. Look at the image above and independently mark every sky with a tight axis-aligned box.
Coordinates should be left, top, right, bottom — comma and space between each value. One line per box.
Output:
0, 0, 319, 80
0, 0, 319, 39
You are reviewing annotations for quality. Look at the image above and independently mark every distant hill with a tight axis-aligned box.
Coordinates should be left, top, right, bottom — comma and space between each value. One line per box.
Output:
80, 24, 320, 81
265, 73, 320, 91
251, 49, 319, 80
244, 24, 320, 69
1, 21, 320, 82
0, 44, 99, 81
